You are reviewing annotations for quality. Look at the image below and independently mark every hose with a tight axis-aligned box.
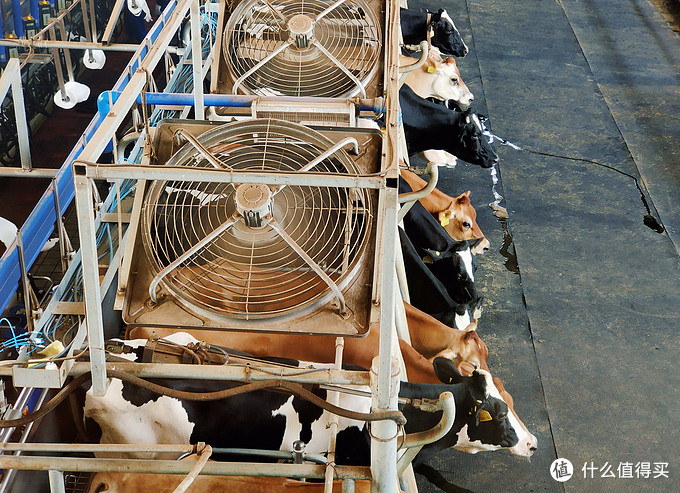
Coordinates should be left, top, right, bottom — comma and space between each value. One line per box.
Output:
0, 370, 406, 428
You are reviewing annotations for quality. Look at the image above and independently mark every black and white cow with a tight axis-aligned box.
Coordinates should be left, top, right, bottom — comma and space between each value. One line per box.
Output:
399, 227, 478, 330
80, 335, 536, 466
400, 8, 469, 58
400, 84, 498, 168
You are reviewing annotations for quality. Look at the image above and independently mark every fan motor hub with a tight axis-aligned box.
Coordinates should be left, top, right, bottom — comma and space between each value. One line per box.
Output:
288, 14, 314, 49
235, 183, 273, 228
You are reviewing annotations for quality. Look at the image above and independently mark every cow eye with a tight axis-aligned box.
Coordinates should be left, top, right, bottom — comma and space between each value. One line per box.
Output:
451, 78, 458, 84
497, 412, 507, 421
462, 221, 471, 229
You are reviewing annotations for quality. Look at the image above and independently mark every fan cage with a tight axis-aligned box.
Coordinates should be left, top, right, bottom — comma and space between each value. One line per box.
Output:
224, 0, 382, 98
141, 119, 373, 322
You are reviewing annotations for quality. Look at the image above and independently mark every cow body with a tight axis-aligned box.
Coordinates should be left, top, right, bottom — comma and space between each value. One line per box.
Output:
400, 8, 468, 57
399, 84, 498, 168
82, 356, 535, 467
127, 301, 488, 384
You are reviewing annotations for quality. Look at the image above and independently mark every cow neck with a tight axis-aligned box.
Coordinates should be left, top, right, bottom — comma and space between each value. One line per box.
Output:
398, 381, 474, 434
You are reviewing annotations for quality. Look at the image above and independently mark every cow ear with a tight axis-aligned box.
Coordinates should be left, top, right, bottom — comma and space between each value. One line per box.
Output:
424, 59, 437, 74
455, 192, 470, 206
433, 357, 465, 384
463, 319, 478, 333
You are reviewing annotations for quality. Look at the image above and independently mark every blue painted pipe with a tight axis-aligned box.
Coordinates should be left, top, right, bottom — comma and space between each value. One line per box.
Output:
97, 91, 383, 115
11, 0, 24, 38
0, 9, 6, 62
30, 0, 41, 27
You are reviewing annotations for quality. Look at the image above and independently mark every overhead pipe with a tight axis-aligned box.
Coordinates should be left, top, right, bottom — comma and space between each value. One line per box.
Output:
97, 91, 384, 115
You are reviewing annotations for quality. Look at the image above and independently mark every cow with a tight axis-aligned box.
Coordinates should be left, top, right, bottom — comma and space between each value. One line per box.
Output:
400, 54, 474, 110
80, 350, 536, 467
400, 8, 469, 58
400, 84, 498, 168
399, 226, 479, 330
127, 302, 489, 385
400, 168, 490, 254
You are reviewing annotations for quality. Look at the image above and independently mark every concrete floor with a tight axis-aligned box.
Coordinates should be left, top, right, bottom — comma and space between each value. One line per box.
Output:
409, 0, 680, 491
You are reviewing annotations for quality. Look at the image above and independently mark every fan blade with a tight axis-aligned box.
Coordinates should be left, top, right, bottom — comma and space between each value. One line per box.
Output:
272, 137, 358, 197
233, 40, 295, 94
313, 39, 366, 97
314, 0, 348, 22
149, 212, 241, 302
266, 215, 347, 315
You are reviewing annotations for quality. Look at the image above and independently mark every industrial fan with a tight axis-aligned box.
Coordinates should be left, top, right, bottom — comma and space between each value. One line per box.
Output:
123, 118, 382, 335
223, 0, 382, 98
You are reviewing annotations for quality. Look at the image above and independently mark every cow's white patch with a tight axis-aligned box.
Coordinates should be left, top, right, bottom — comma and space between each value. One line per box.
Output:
454, 424, 502, 454
457, 248, 474, 283
477, 369, 534, 456
454, 311, 471, 330
84, 379, 194, 460
271, 362, 370, 454
439, 10, 469, 53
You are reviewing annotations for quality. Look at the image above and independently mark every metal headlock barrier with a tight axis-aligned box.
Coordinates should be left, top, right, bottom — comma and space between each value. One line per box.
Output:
0, 0, 455, 491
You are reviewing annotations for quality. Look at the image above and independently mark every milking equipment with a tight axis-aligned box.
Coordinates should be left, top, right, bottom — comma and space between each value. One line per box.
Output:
0, 0, 453, 491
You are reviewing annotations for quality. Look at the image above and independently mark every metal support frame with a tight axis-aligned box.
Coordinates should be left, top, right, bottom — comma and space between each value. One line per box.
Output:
190, 0, 205, 119
0, 59, 32, 171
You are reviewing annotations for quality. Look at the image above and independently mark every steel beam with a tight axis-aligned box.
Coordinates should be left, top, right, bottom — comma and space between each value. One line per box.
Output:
78, 163, 386, 190
0, 362, 372, 386
0, 456, 371, 480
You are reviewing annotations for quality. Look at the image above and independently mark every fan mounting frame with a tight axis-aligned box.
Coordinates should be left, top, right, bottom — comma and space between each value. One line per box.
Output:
121, 118, 385, 337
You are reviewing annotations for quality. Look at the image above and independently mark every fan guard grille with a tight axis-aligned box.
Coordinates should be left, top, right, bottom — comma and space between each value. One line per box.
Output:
141, 119, 373, 321
224, 0, 381, 97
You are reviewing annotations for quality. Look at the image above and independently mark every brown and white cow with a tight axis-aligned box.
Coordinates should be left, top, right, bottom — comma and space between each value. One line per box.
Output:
127, 300, 488, 385
400, 168, 490, 254
399, 54, 474, 110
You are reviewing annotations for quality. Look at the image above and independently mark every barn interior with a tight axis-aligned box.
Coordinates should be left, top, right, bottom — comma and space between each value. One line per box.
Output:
1, 0, 680, 492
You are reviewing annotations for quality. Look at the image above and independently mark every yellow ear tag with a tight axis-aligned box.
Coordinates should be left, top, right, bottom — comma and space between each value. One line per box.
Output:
427, 65, 436, 74
479, 410, 492, 422
440, 217, 449, 227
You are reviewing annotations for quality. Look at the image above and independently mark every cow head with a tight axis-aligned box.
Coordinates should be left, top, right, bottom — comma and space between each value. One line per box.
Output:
430, 9, 469, 57
425, 57, 474, 110
437, 191, 486, 245
453, 110, 498, 168
403, 55, 474, 110
430, 320, 489, 376
432, 358, 537, 457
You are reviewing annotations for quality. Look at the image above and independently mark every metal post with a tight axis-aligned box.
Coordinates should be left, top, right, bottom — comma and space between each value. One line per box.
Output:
101, 0, 126, 44
57, 19, 75, 82
72, 167, 107, 395
0, 388, 49, 493
15, 231, 35, 334
48, 470, 65, 493
190, 0, 204, 119
0, 60, 33, 171
51, 179, 70, 273
48, 26, 69, 104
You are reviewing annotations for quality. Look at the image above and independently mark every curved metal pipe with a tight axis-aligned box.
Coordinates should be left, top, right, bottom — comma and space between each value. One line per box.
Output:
397, 162, 439, 222
398, 41, 429, 87
397, 391, 455, 475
